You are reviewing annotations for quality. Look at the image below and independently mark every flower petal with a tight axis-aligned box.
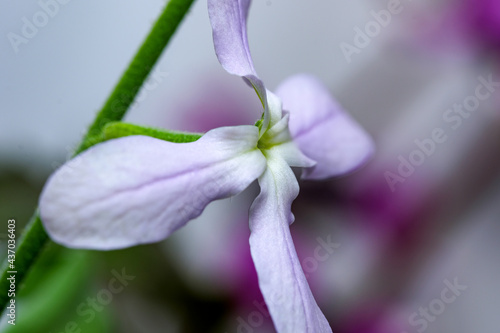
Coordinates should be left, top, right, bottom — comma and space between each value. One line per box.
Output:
208, 0, 266, 104
249, 152, 332, 333
40, 126, 266, 250
275, 74, 374, 180
261, 89, 284, 136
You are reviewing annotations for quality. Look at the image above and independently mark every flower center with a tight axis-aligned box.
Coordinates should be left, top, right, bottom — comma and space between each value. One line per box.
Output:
257, 112, 292, 151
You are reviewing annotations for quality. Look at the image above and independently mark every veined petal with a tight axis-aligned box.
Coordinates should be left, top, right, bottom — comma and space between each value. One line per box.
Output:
208, 0, 266, 104
40, 126, 266, 250
275, 74, 374, 180
249, 152, 332, 333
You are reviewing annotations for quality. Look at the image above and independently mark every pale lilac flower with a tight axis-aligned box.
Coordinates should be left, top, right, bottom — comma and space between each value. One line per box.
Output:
39, 0, 373, 331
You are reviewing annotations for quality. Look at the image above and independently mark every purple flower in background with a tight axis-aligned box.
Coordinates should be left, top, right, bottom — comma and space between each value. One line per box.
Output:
411, 0, 500, 57
39, 0, 373, 331
462, 0, 500, 51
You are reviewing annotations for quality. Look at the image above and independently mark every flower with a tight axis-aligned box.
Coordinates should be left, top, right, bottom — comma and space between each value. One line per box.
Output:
408, 0, 500, 58
457, 0, 500, 52
39, 0, 374, 331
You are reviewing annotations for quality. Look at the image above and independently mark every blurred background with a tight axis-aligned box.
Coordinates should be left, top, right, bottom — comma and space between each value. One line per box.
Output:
1, 0, 500, 332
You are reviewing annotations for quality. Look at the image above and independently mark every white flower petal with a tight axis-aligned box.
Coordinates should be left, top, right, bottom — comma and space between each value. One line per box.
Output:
249, 152, 332, 333
40, 126, 266, 250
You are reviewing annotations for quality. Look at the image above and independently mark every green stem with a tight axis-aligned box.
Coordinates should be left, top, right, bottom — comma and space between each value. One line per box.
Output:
0, 0, 196, 313
103, 122, 202, 143
78, 0, 197, 153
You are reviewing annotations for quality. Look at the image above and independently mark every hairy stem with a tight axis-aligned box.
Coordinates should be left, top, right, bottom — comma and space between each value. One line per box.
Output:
103, 122, 202, 143
0, 0, 197, 313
